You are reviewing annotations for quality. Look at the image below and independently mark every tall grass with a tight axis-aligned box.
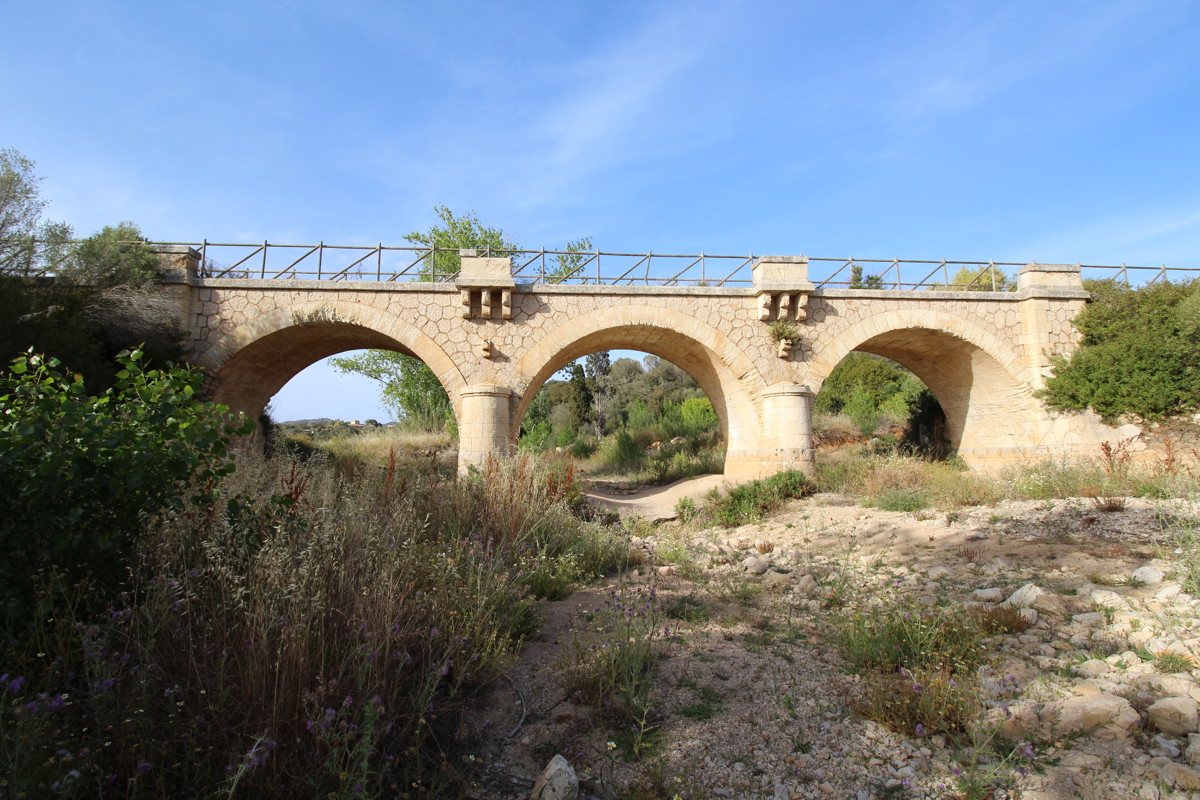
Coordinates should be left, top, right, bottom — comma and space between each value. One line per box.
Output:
1, 453, 628, 798
814, 439, 1198, 508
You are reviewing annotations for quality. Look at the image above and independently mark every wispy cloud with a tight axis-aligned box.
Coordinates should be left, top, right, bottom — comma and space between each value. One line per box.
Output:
1020, 206, 1200, 266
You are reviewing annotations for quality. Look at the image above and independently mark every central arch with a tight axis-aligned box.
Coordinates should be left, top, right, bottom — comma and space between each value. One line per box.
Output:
512, 305, 769, 478
806, 309, 1042, 465
198, 300, 467, 424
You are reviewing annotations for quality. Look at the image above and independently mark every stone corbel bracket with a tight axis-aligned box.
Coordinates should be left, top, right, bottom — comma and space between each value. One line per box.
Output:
456, 250, 516, 320
753, 255, 814, 322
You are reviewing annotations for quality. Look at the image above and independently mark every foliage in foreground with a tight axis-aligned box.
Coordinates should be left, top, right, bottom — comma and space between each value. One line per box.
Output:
0, 454, 630, 799
0, 349, 252, 621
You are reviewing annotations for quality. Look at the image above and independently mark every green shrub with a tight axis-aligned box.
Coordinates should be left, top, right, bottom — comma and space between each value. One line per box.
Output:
868, 488, 929, 512
702, 470, 812, 527
518, 419, 554, 452
679, 396, 718, 434
599, 429, 642, 472
851, 665, 980, 735
1041, 278, 1200, 420
835, 604, 988, 678
0, 349, 252, 622
844, 390, 882, 437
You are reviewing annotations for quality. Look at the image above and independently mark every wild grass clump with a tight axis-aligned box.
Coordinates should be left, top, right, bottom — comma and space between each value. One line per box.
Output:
1160, 497, 1200, 595
700, 470, 813, 527
817, 450, 1001, 509
1, 452, 627, 799
1004, 436, 1197, 502
560, 586, 672, 757
867, 487, 929, 512
835, 604, 992, 735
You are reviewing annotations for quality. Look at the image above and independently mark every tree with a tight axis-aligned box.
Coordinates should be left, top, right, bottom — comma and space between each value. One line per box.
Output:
0, 149, 74, 275
406, 205, 517, 280
0, 348, 252, 621
1040, 278, 1200, 420
939, 265, 1017, 292
849, 264, 884, 289
549, 237, 593, 283
0, 152, 181, 386
337, 208, 592, 430
565, 362, 593, 431
333, 207, 516, 429
330, 348, 453, 431
584, 349, 610, 435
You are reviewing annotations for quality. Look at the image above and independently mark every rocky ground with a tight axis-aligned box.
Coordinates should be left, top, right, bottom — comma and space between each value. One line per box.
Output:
462, 492, 1200, 800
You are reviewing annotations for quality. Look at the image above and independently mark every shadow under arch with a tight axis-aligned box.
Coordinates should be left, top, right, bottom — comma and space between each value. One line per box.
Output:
512, 305, 768, 473
806, 310, 1037, 462
198, 301, 467, 423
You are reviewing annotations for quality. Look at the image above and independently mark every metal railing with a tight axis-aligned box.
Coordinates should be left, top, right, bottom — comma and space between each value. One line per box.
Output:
2, 239, 1197, 290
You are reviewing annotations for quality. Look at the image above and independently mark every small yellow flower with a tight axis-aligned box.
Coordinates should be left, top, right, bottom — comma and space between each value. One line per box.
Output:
606, 741, 616, 751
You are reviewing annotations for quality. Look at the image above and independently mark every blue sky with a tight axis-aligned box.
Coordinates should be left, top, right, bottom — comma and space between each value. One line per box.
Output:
4, 1, 1199, 420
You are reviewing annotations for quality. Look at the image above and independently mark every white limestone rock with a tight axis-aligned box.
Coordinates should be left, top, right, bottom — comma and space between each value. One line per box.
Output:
1148, 697, 1200, 735
1006, 583, 1044, 608
1051, 695, 1140, 741
530, 755, 579, 800
1133, 565, 1165, 585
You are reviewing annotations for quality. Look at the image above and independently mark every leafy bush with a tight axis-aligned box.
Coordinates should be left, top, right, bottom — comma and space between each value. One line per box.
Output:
679, 396, 718, 434
702, 470, 813, 527
836, 605, 988, 674
1041, 278, 1200, 420
868, 487, 929, 512
0, 349, 252, 620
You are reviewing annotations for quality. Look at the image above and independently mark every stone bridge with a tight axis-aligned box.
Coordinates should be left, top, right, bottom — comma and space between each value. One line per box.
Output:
155, 247, 1123, 479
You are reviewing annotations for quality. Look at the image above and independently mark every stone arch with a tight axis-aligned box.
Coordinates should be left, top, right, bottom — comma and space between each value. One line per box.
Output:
806, 309, 1040, 464
200, 300, 466, 422
512, 305, 767, 475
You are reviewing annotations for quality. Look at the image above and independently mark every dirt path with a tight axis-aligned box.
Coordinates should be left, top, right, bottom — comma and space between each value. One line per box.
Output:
585, 474, 729, 521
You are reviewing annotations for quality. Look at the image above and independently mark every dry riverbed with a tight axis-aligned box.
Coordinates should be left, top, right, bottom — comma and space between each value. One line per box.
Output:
462, 493, 1200, 800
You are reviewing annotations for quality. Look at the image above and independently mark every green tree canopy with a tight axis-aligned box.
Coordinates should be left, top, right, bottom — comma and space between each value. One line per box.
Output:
335, 208, 592, 430
940, 265, 1017, 292
1040, 278, 1200, 420
406, 205, 517, 280
329, 348, 453, 431
0, 150, 181, 387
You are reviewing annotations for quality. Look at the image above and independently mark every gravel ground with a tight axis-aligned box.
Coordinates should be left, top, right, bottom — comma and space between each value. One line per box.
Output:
462, 493, 1200, 800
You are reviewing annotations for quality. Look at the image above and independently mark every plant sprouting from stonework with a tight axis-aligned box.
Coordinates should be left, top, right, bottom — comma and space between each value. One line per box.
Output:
768, 319, 802, 346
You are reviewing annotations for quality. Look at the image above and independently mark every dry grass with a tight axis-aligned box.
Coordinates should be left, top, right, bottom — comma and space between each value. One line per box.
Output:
319, 426, 454, 463
812, 412, 863, 449
1, 452, 628, 799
